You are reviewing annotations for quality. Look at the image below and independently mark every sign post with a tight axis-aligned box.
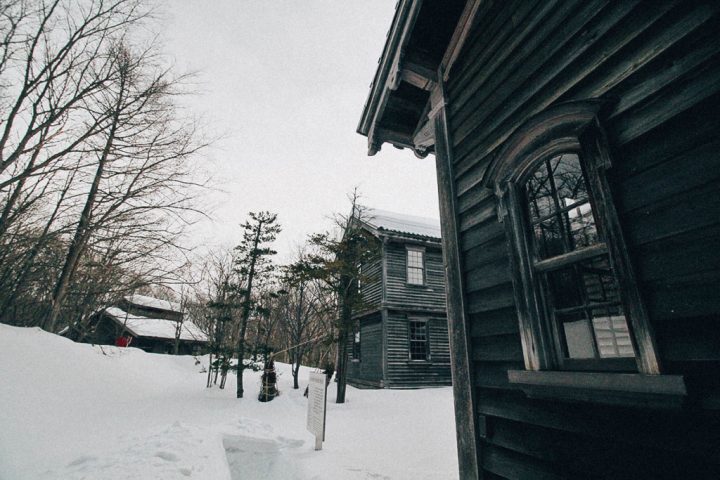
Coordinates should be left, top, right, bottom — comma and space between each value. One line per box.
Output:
306, 371, 327, 450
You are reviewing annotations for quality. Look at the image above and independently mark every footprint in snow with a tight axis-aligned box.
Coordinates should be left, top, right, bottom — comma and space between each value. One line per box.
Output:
67, 455, 97, 467
155, 451, 179, 462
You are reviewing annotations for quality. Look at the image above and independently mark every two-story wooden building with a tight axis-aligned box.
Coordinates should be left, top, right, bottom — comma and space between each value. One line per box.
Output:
347, 209, 452, 389
359, 1, 720, 478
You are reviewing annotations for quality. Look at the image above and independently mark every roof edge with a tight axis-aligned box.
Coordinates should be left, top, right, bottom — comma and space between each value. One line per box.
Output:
357, 0, 417, 138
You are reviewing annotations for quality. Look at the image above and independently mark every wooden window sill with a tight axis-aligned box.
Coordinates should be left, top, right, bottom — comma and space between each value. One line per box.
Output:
508, 370, 687, 409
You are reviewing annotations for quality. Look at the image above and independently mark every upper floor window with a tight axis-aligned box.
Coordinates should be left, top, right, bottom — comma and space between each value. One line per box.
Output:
406, 247, 425, 285
409, 319, 429, 360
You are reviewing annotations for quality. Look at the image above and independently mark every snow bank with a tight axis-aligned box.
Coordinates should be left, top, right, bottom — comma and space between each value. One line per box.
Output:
0, 324, 458, 479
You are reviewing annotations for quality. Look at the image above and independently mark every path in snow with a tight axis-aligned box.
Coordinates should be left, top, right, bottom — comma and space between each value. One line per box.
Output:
224, 434, 304, 480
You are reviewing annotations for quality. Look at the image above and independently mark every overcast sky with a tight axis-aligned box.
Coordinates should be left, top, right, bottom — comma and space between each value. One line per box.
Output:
158, 1, 440, 262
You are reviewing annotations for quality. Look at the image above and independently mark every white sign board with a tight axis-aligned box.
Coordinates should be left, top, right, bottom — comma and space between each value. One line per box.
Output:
306, 372, 327, 450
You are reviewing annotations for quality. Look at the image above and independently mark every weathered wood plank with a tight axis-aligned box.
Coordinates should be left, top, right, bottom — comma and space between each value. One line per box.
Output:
462, 238, 509, 272
644, 271, 720, 324
452, 0, 643, 178
469, 307, 519, 339
466, 284, 516, 315
611, 90, 720, 179
604, 8, 720, 118
472, 334, 524, 363
475, 388, 720, 459
622, 180, 720, 247
460, 218, 506, 252
610, 53, 720, 145
487, 416, 714, 479
615, 137, 720, 214
633, 224, 720, 284
465, 259, 511, 294
449, 0, 541, 105
564, 2, 719, 105
481, 442, 562, 480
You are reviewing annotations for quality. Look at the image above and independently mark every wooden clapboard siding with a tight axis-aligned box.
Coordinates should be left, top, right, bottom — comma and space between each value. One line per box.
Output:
360, 253, 383, 309
347, 312, 383, 388
383, 310, 451, 388
384, 241, 446, 310
442, 0, 720, 476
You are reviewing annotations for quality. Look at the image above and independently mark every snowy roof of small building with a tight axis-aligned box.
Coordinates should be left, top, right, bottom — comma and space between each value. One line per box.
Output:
362, 208, 441, 240
104, 307, 208, 343
124, 294, 182, 313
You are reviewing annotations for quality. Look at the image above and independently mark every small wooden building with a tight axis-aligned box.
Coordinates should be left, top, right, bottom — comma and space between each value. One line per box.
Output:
347, 209, 452, 388
89, 294, 208, 355
359, 1, 720, 478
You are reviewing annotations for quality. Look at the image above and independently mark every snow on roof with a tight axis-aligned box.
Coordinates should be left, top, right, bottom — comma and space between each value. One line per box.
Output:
124, 294, 182, 313
105, 307, 208, 343
363, 208, 442, 240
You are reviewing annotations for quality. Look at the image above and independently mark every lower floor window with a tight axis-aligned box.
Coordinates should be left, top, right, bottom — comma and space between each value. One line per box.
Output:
409, 320, 429, 360
352, 322, 361, 361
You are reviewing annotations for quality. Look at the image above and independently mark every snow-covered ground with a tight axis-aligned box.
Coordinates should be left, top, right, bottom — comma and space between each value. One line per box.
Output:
0, 324, 458, 479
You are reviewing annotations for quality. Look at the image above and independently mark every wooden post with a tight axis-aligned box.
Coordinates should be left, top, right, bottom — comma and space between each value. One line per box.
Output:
432, 75, 482, 479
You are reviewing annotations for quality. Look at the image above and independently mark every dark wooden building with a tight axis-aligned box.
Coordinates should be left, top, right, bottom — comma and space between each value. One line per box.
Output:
87, 294, 208, 355
347, 209, 452, 389
358, 1, 720, 478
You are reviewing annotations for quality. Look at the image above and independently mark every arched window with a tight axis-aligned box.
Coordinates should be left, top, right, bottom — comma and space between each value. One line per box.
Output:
522, 152, 634, 371
482, 100, 661, 375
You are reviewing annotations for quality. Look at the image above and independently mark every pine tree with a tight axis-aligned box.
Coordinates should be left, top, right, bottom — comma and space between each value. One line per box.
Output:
233, 212, 281, 399
302, 193, 380, 403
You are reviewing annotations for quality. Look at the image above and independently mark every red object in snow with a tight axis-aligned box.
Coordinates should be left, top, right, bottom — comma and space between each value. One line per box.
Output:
115, 336, 132, 347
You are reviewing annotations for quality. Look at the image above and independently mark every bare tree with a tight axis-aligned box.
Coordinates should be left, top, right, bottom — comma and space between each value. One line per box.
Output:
281, 251, 334, 389
43, 40, 206, 331
0, 0, 147, 193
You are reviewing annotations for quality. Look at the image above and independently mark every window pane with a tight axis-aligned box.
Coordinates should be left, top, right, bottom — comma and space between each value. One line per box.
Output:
526, 154, 600, 260
545, 255, 635, 360
560, 313, 596, 359
592, 314, 635, 358
552, 154, 588, 204
566, 200, 599, 249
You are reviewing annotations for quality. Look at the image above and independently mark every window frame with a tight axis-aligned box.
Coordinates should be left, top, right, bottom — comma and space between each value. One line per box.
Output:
408, 317, 430, 361
352, 320, 361, 362
479, 100, 687, 405
406, 246, 426, 286
482, 101, 665, 373
515, 152, 636, 372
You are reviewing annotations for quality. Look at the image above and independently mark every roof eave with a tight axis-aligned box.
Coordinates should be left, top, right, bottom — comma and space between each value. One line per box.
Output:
357, 0, 422, 155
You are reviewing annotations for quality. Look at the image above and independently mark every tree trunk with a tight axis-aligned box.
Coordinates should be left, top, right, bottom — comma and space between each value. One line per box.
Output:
236, 226, 262, 398
0, 175, 70, 322
335, 283, 353, 403
292, 352, 300, 389
236, 314, 249, 397
44, 78, 124, 332
336, 327, 348, 403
